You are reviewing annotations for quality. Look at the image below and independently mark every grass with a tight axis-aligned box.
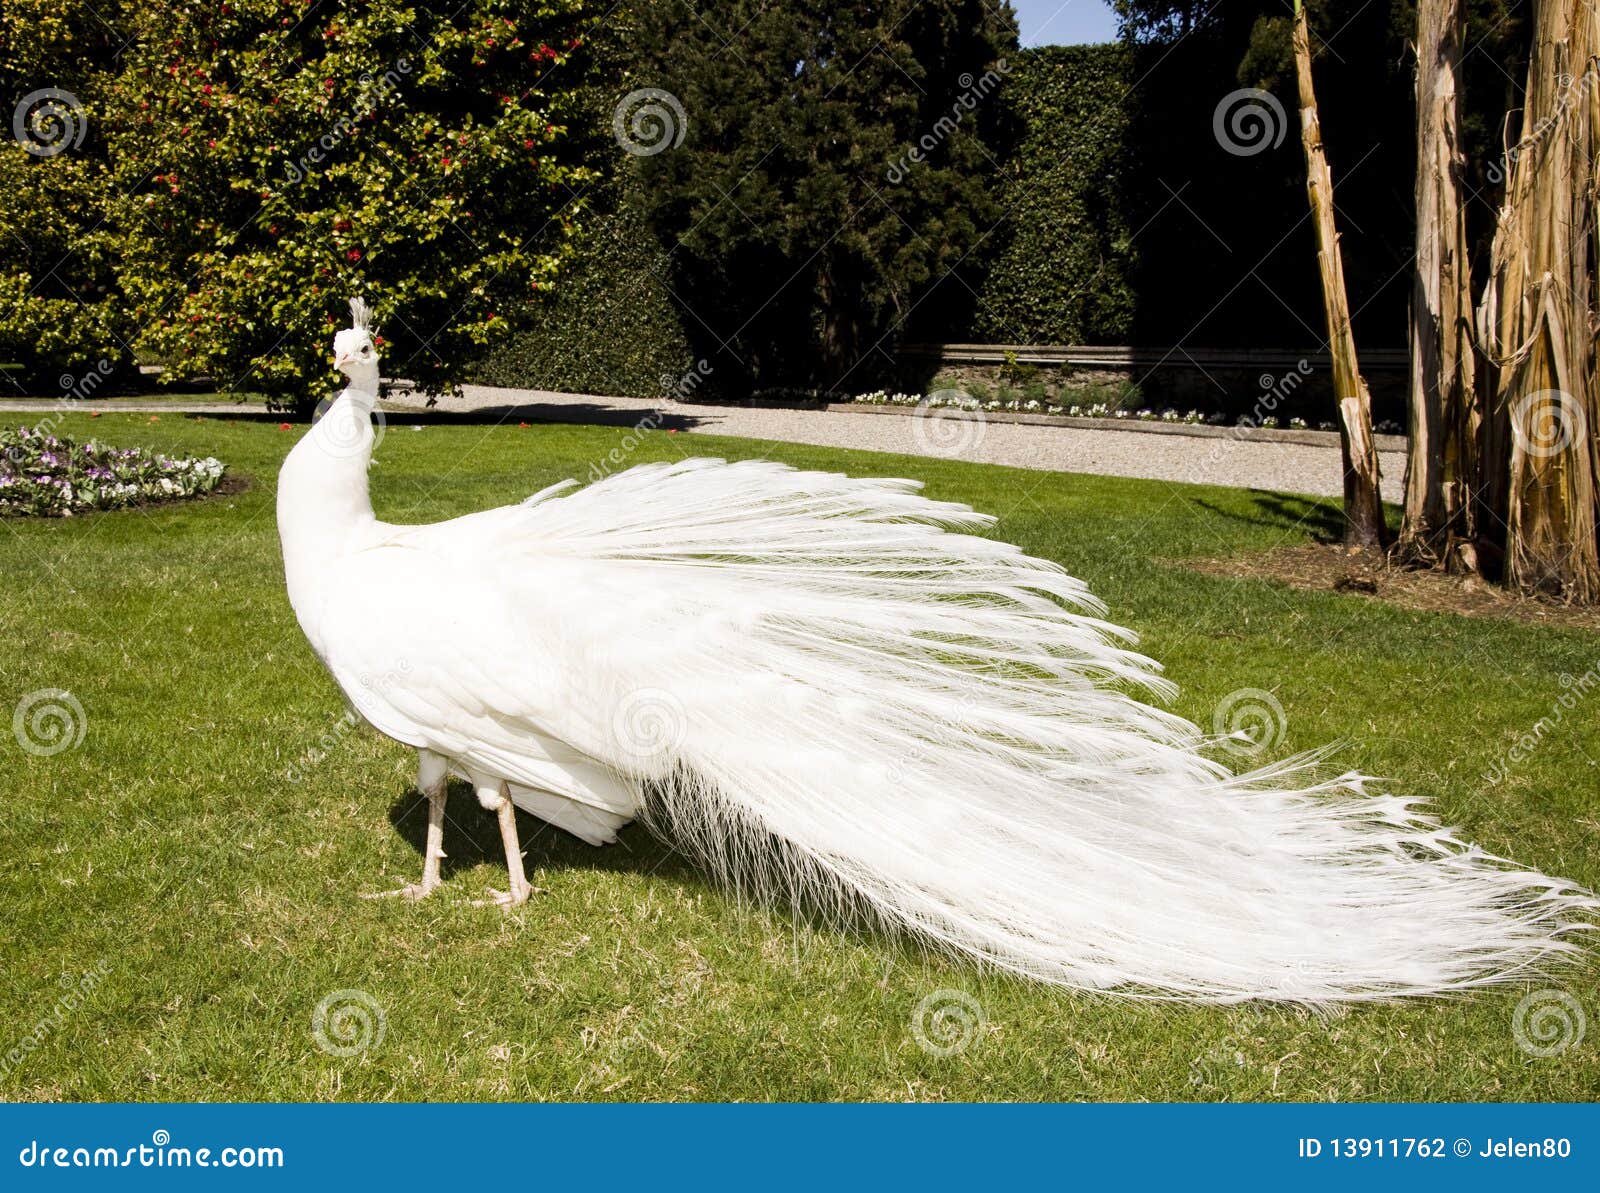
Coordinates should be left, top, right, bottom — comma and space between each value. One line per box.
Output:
1, 412, 1596, 1102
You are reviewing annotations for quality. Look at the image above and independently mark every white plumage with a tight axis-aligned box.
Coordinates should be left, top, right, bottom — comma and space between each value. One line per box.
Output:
279, 300, 1593, 1001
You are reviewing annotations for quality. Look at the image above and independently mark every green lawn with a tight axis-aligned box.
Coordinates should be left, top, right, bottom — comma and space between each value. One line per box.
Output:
2, 413, 1596, 1101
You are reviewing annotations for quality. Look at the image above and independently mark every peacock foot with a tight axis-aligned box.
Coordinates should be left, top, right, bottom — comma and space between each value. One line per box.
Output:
471, 882, 540, 909
362, 879, 441, 901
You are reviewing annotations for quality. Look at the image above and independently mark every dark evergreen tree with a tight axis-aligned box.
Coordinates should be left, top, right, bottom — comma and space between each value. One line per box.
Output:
631, 0, 1016, 396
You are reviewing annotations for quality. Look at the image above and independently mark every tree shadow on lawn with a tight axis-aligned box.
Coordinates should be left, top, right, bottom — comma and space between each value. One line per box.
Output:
192, 402, 706, 432
386, 402, 706, 432
1189, 489, 1348, 543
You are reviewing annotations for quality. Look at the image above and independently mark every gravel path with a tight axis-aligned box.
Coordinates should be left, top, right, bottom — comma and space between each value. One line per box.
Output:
0, 385, 1405, 500
436, 384, 1406, 502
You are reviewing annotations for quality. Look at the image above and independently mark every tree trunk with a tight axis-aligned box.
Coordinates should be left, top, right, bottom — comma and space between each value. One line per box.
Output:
1292, 2, 1387, 545
1475, 0, 1600, 600
1399, 0, 1482, 571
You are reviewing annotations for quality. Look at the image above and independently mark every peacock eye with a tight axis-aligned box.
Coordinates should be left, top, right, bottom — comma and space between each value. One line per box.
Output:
361, 346, 372, 355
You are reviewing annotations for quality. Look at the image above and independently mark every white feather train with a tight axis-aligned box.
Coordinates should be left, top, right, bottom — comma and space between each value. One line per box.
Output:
498, 459, 1592, 1001
280, 310, 1593, 1004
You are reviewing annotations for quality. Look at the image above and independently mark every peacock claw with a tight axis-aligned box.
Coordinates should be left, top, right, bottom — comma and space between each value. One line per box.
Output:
471, 884, 537, 909
362, 881, 439, 901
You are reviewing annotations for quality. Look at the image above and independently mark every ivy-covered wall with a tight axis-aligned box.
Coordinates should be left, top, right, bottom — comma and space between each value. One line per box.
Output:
473, 176, 695, 399
969, 45, 1135, 346
481, 43, 1140, 398
466, 9, 1418, 397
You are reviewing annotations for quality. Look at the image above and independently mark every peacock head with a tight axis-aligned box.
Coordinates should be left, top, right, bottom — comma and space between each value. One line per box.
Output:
332, 297, 381, 391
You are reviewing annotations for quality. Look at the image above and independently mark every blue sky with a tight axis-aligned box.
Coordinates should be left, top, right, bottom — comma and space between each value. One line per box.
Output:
1010, 0, 1120, 46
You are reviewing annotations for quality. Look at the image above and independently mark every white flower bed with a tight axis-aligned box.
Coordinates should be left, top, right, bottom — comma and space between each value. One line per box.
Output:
844, 390, 1400, 435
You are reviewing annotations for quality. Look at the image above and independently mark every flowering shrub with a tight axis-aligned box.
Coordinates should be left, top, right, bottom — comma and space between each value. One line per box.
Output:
0, 425, 224, 517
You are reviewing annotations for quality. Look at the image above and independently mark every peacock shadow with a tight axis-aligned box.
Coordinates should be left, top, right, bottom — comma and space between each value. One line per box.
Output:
383, 781, 706, 889
383, 781, 902, 947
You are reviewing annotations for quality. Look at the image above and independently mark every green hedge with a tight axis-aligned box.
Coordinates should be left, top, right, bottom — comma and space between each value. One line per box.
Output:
481, 43, 1132, 398
969, 45, 1134, 346
473, 175, 693, 399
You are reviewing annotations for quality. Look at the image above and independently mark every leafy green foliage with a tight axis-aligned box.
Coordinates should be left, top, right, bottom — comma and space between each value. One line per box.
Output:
0, 3, 136, 391
474, 9, 693, 398
108, 0, 598, 412
971, 46, 1136, 345
0, 1, 599, 412
633, 0, 1016, 396
1109, 0, 1415, 348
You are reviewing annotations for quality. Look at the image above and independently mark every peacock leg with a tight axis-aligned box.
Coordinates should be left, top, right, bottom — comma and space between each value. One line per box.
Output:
472, 779, 532, 908
364, 749, 448, 900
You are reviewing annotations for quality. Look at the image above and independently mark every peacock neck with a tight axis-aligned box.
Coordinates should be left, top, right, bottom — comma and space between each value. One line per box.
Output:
277, 384, 381, 612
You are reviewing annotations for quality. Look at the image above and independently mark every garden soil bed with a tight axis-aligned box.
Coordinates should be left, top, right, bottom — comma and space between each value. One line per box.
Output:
1187, 544, 1600, 633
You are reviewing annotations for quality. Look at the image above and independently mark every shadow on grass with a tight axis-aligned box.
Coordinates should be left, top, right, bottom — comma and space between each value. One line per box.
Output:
1191, 489, 1347, 543
382, 780, 906, 951
195, 402, 706, 432
384, 781, 702, 888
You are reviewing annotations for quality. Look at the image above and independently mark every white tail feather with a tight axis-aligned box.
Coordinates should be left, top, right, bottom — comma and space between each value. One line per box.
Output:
513, 459, 1595, 1000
